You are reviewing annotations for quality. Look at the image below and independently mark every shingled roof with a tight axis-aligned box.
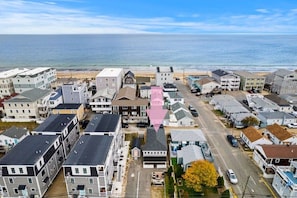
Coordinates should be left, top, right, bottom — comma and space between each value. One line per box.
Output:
242, 126, 263, 142
266, 123, 293, 141
259, 144, 297, 159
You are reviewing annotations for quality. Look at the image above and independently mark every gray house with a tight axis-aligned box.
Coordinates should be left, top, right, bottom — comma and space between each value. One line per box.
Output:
32, 114, 80, 156
62, 82, 89, 105
142, 127, 167, 168
63, 135, 114, 198
265, 69, 297, 95
177, 145, 205, 171
257, 111, 297, 127
0, 135, 64, 197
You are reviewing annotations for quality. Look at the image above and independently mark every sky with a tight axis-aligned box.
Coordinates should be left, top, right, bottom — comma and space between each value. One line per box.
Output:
1, 0, 297, 34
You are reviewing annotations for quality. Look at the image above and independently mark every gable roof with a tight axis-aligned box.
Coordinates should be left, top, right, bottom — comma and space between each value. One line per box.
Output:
171, 102, 187, 112
180, 145, 204, 165
198, 77, 217, 85
64, 135, 113, 165
242, 126, 263, 142
266, 123, 293, 141
49, 87, 62, 100
274, 69, 294, 77
6, 88, 51, 102
91, 88, 116, 100
132, 138, 141, 149
0, 135, 59, 165
258, 144, 297, 158
174, 109, 193, 121
115, 86, 136, 100
168, 92, 183, 99
1, 126, 29, 139
84, 114, 120, 132
142, 127, 167, 151
171, 129, 207, 142
124, 70, 135, 78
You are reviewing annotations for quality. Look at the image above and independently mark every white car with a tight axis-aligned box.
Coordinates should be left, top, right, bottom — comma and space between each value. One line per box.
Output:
226, 169, 238, 184
287, 123, 297, 128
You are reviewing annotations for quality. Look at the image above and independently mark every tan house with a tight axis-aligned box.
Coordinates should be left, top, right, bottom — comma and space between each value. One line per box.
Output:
112, 86, 148, 124
52, 103, 85, 121
234, 70, 265, 91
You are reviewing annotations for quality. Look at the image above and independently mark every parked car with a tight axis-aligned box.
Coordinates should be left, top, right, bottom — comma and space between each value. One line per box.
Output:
227, 135, 238, 147
287, 123, 297, 128
122, 123, 129, 128
190, 109, 199, 117
226, 169, 238, 184
81, 120, 90, 129
137, 122, 148, 128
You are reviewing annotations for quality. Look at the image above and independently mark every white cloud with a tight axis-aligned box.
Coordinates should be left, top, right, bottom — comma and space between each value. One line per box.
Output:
256, 9, 269, 14
0, 1, 297, 34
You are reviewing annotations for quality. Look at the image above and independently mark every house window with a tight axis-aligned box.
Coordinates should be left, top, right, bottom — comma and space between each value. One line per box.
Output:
19, 168, 23, 173
14, 189, 19, 194
89, 178, 93, 184
83, 168, 87, 174
100, 187, 106, 192
28, 178, 32, 183
42, 170, 45, 176
9, 178, 13, 183
75, 168, 79, 174
88, 188, 93, 194
70, 178, 75, 184
11, 168, 15, 173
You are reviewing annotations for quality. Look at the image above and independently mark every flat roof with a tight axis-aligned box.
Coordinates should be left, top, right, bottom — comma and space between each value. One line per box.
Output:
34, 114, 76, 132
84, 114, 120, 132
18, 67, 52, 76
0, 68, 29, 79
96, 68, 123, 77
54, 103, 82, 110
0, 135, 59, 165
63, 135, 113, 165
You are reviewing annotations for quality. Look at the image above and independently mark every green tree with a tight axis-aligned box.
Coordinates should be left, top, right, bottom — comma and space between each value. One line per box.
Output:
241, 116, 259, 127
182, 160, 218, 192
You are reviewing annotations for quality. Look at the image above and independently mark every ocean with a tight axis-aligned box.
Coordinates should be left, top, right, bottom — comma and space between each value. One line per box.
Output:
0, 34, 296, 72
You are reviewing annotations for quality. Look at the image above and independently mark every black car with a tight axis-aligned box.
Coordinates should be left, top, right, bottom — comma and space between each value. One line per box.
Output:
81, 120, 90, 129
137, 122, 148, 128
190, 110, 199, 117
122, 123, 129, 128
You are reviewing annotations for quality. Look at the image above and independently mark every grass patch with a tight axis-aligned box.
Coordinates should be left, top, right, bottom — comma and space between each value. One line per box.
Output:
171, 158, 177, 166
212, 110, 224, 116
0, 121, 38, 131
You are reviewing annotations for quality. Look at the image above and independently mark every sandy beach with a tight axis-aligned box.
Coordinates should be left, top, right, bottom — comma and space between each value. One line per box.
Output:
56, 69, 269, 80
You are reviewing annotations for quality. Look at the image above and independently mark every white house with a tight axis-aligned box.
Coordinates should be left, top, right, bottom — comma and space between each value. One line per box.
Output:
264, 94, 294, 113
96, 68, 124, 93
272, 161, 297, 198
263, 123, 297, 145
0, 68, 29, 98
253, 144, 297, 178
0, 126, 30, 152
155, 66, 174, 86
89, 88, 116, 113
177, 145, 204, 171
12, 67, 56, 93
240, 126, 272, 150
48, 87, 63, 109
257, 111, 297, 127
164, 91, 184, 107
2, 88, 52, 122
211, 69, 240, 91
174, 110, 195, 127
197, 77, 221, 94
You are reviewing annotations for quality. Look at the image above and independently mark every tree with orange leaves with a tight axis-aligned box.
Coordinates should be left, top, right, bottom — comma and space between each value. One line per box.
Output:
182, 160, 218, 192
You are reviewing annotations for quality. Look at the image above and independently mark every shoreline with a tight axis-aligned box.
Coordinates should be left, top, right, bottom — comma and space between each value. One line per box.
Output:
56, 68, 269, 79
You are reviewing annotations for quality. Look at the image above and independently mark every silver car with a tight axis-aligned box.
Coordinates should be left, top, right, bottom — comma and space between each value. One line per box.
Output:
226, 169, 238, 184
